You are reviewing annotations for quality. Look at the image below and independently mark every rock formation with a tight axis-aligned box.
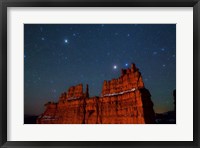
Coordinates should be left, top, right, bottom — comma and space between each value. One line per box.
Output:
37, 63, 155, 124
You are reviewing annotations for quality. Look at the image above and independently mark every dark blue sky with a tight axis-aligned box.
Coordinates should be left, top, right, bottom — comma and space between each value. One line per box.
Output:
24, 24, 176, 115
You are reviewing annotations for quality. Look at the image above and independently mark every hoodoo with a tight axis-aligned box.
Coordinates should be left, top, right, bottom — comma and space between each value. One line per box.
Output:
37, 63, 155, 124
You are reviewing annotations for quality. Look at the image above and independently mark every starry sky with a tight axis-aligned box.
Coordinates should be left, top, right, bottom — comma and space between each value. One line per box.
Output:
24, 24, 176, 115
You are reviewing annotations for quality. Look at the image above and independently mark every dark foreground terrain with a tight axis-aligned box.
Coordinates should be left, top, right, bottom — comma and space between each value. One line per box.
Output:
24, 115, 38, 124
155, 111, 176, 124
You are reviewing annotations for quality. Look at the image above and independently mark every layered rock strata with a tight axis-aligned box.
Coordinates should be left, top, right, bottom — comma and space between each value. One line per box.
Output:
37, 63, 155, 124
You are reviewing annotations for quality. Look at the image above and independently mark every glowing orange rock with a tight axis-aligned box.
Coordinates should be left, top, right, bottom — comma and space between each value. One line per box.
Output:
37, 63, 155, 124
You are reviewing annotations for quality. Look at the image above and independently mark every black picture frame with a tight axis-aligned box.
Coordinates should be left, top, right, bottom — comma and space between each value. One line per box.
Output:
0, 0, 199, 147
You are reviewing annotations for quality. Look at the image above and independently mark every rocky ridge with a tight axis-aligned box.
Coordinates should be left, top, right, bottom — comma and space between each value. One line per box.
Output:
37, 63, 155, 124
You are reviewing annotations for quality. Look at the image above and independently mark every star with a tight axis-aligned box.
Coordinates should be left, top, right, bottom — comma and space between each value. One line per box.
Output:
64, 39, 68, 43
162, 64, 166, 67
153, 51, 157, 55
161, 48, 165, 51
113, 65, 117, 69
52, 89, 57, 93
41, 37, 45, 41
127, 34, 130, 37
125, 63, 128, 67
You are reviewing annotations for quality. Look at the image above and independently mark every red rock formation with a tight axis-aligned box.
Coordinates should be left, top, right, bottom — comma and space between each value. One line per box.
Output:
37, 63, 155, 124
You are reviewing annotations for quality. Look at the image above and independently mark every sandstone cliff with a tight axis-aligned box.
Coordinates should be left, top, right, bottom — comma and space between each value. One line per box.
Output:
37, 63, 155, 124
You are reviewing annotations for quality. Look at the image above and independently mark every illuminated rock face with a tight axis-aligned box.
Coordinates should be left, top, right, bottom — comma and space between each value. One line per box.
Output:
37, 64, 155, 124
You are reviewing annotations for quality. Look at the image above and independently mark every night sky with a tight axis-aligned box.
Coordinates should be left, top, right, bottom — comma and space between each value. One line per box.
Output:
24, 24, 176, 115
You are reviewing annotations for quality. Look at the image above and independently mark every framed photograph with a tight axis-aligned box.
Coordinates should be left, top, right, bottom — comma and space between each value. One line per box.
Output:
1, 0, 199, 147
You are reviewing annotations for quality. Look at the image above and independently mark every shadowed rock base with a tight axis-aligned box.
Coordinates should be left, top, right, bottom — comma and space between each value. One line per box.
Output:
37, 63, 155, 124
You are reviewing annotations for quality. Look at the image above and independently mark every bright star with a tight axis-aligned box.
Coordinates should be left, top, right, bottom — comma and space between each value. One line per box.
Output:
113, 65, 117, 69
64, 39, 68, 43
125, 63, 128, 67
